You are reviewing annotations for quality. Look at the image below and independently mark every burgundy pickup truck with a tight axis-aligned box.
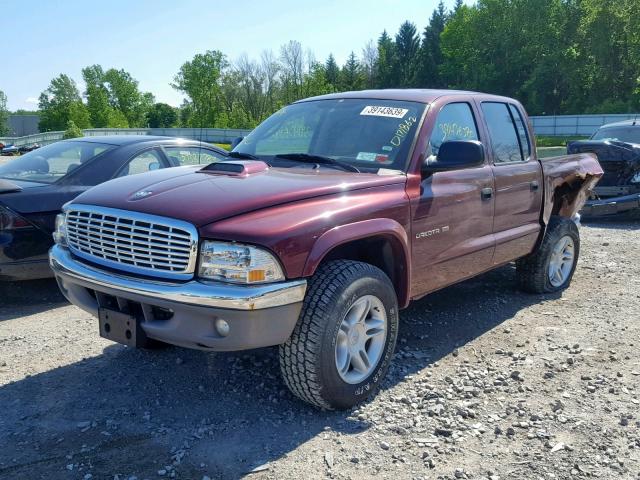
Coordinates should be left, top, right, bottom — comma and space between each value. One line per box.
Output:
50, 90, 602, 409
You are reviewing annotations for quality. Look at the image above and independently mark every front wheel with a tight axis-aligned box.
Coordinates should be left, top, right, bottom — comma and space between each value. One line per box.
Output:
516, 216, 580, 293
279, 260, 399, 409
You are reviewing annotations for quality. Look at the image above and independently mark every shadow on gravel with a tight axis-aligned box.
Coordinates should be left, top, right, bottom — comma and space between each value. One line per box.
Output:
581, 215, 640, 230
0, 278, 67, 321
0, 265, 558, 479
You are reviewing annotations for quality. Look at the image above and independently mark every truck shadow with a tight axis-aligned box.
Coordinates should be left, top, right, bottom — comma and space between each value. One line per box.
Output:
0, 265, 557, 479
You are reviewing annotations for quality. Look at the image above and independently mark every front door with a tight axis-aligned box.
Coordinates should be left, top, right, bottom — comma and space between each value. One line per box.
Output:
478, 102, 543, 265
411, 101, 495, 297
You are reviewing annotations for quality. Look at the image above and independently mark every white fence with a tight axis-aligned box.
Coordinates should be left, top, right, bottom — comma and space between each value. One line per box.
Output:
0, 128, 252, 147
529, 114, 639, 137
2, 114, 640, 146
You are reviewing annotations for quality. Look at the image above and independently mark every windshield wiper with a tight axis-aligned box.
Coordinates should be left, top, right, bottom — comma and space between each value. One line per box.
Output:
228, 151, 260, 160
274, 153, 360, 173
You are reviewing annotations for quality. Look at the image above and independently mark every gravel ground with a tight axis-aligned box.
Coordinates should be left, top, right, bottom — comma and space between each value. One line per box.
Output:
0, 220, 639, 480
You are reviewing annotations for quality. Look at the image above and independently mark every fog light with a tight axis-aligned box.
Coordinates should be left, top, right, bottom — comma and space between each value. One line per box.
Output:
215, 319, 230, 337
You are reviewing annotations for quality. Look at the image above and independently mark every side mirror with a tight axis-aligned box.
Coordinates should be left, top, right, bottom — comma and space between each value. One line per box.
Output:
230, 136, 244, 150
422, 140, 485, 174
148, 161, 160, 171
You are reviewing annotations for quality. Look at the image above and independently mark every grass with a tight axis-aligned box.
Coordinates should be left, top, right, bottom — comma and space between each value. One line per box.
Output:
535, 135, 588, 147
213, 143, 232, 151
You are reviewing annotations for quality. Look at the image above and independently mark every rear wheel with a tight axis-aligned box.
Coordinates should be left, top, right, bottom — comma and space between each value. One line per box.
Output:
279, 260, 399, 409
516, 216, 580, 293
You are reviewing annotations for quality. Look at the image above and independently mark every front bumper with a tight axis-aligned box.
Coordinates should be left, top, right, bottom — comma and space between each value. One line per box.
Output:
50, 245, 307, 351
581, 193, 640, 217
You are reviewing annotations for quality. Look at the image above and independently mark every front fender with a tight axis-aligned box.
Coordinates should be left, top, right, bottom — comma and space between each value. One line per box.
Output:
303, 218, 412, 307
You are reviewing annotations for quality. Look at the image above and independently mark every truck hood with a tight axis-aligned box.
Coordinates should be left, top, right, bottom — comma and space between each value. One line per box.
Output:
71, 164, 406, 227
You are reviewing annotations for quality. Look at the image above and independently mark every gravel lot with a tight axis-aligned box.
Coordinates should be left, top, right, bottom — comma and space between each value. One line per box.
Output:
1, 220, 639, 480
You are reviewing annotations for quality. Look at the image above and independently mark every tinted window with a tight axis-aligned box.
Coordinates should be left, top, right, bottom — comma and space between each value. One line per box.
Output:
592, 126, 640, 144
117, 150, 163, 177
429, 102, 479, 156
235, 99, 427, 172
164, 146, 225, 166
0, 141, 114, 184
481, 102, 523, 163
509, 104, 531, 158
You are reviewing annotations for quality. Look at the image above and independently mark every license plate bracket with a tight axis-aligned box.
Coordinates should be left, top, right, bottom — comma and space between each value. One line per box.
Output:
98, 308, 146, 347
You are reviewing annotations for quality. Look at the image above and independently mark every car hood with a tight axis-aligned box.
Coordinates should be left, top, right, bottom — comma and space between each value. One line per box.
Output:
568, 140, 640, 186
70, 164, 407, 227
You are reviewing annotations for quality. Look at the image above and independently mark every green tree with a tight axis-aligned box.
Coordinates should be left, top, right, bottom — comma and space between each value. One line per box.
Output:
395, 21, 420, 86
38, 74, 85, 131
82, 65, 110, 127
63, 120, 83, 139
68, 101, 91, 129
0, 90, 9, 135
107, 109, 129, 128
325, 54, 340, 88
147, 102, 178, 127
375, 30, 398, 88
303, 61, 332, 98
103, 68, 153, 127
339, 52, 365, 91
416, 1, 448, 87
172, 50, 228, 127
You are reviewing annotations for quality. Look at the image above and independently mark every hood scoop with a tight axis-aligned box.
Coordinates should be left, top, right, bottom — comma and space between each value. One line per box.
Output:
200, 160, 269, 177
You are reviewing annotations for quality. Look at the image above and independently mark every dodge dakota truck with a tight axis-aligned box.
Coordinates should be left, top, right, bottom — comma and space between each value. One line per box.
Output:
50, 90, 603, 409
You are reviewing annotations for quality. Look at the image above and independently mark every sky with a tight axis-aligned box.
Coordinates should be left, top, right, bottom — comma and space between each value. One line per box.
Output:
1, 0, 465, 111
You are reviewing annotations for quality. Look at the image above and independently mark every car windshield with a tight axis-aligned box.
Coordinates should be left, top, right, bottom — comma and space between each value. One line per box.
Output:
0, 141, 115, 184
234, 99, 427, 172
591, 126, 640, 144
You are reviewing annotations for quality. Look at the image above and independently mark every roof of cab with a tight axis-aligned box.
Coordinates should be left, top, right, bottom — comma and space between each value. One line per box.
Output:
297, 88, 484, 104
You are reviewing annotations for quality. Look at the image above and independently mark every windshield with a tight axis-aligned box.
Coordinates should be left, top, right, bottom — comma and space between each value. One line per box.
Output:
0, 141, 115, 184
234, 99, 427, 172
591, 126, 640, 144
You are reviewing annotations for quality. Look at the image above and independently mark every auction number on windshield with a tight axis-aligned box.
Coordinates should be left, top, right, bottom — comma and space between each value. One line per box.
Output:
360, 106, 409, 118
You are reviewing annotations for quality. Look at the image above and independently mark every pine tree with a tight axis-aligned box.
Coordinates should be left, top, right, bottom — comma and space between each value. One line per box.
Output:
375, 30, 398, 88
339, 52, 364, 91
394, 21, 420, 87
417, 1, 448, 87
325, 54, 340, 88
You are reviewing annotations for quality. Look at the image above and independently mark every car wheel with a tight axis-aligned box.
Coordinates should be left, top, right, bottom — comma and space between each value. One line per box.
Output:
516, 216, 580, 293
279, 260, 399, 409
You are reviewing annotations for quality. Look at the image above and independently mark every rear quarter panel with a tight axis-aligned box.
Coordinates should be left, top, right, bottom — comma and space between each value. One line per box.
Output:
540, 153, 603, 223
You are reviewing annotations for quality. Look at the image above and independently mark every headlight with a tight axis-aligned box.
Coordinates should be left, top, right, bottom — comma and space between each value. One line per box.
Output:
198, 241, 284, 284
53, 212, 67, 245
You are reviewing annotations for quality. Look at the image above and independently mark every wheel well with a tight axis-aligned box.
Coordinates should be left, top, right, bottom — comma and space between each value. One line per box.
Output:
319, 236, 409, 307
551, 179, 590, 218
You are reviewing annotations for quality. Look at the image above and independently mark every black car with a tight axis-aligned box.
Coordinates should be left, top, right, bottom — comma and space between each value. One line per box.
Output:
569, 120, 640, 217
0, 135, 227, 280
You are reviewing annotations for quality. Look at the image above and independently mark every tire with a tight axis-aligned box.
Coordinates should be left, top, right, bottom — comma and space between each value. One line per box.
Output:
279, 260, 399, 409
516, 216, 580, 293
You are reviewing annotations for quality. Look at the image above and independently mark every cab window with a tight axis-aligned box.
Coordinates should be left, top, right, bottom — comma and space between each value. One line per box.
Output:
429, 103, 479, 156
117, 149, 164, 177
481, 102, 526, 163
164, 147, 225, 166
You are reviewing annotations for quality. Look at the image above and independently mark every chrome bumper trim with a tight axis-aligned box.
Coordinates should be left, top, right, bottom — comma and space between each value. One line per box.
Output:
50, 245, 307, 310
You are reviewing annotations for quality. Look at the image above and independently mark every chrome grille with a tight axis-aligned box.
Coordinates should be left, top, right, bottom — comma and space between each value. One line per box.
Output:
66, 205, 198, 280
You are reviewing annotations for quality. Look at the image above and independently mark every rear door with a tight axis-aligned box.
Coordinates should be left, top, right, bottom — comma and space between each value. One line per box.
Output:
478, 101, 543, 265
410, 101, 496, 296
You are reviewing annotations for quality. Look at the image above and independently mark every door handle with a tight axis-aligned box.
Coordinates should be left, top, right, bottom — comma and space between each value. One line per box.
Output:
481, 187, 493, 200
531, 180, 540, 191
